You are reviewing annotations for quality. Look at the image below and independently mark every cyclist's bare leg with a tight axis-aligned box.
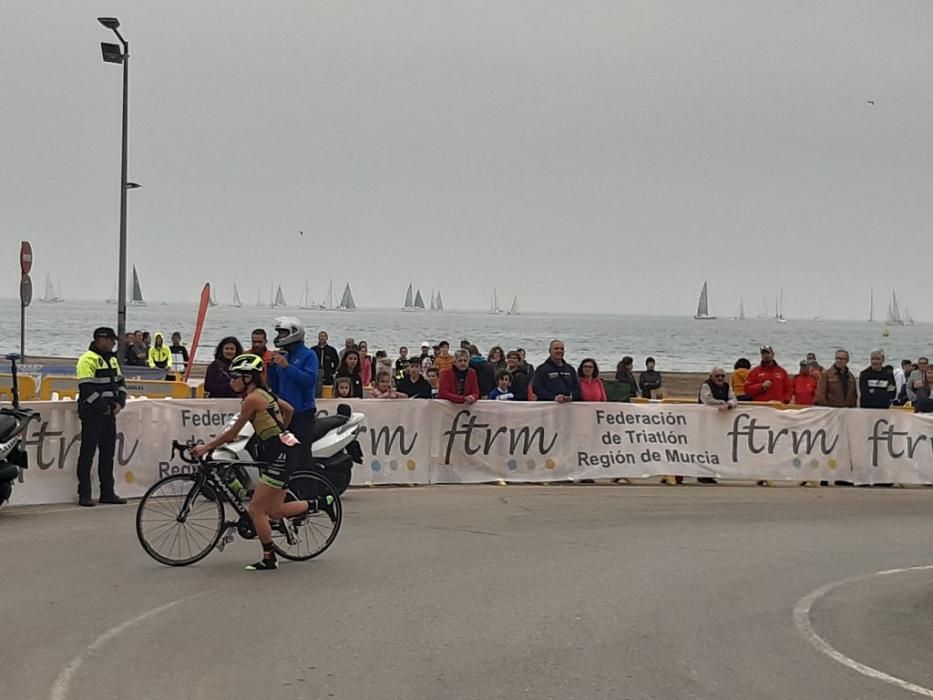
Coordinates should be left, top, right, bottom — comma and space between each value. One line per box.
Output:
248, 483, 280, 545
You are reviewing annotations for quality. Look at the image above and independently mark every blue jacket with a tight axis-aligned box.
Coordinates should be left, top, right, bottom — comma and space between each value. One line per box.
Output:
268, 344, 319, 415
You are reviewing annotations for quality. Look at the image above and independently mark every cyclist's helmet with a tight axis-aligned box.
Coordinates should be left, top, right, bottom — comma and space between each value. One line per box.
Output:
229, 354, 264, 377
273, 316, 305, 348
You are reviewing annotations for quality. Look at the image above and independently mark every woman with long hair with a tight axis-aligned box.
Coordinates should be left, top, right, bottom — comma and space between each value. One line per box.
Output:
614, 356, 638, 402
204, 336, 243, 398
336, 349, 364, 398
578, 358, 607, 402
358, 340, 373, 387
487, 346, 507, 373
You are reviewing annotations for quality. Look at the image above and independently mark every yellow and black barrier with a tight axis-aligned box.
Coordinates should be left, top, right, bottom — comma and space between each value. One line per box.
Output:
39, 376, 197, 401
0, 374, 39, 402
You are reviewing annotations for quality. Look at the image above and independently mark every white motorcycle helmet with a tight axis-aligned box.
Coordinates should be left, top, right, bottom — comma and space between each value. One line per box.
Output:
272, 316, 306, 348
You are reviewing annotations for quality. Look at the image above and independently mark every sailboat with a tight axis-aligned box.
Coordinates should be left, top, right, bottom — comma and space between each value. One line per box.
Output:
490, 288, 503, 314
430, 290, 436, 311
273, 285, 287, 308
776, 289, 787, 323
208, 285, 217, 307
105, 283, 116, 304
322, 279, 336, 311
435, 291, 444, 312
231, 283, 243, 308
129, 266, 146, 306
402, 283, 416, 311
886, 290, 904, 326
299, 281, 317, 310
693, 282, 716, 320
868, 289, 875, 323
733, 298, 746, 321
904, 305, 915, 327
507, 294, 519, 315
413, 289, 426, 310
338, 283, 356, 311
40, 274, 63, 303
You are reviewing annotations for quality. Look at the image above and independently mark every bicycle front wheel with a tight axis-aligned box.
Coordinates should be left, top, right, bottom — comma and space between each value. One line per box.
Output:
273, 470, 343, 561
136, 474, 224, 566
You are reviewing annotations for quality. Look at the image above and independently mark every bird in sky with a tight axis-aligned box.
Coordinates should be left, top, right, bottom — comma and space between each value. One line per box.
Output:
299, 230, 304, 236
867, 100, 876, 106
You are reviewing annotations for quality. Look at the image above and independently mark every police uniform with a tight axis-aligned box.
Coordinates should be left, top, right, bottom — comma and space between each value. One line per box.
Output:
75, 327, 128, 506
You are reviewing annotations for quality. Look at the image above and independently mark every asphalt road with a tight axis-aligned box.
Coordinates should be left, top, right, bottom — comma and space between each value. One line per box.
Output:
4, 484, 933, 700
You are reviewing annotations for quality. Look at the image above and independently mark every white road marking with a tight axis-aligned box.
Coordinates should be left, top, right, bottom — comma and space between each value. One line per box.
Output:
49, 591, 207, 700
793, 564, 933, 697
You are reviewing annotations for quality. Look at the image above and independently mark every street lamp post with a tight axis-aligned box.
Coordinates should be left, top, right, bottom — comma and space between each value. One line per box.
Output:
98, 17, 130, 352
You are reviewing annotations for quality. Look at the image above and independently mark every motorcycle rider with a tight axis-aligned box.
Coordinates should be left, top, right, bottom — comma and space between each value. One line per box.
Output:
268, 317, 319, 453
191, 354, 315, 571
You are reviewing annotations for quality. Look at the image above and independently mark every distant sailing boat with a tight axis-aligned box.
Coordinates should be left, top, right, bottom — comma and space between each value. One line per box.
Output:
105, 283, 116, 304
435, 291, 444, 311
904, 306, 915, 327
338, 283, 356, 311
208, 285, 217, 307
429, 290, 436, 311
886, 290, 904, 326
734, 298, 745, 321
41, 274, 63, 303
413, 289, 426, 310
490, 288, 503, 314
868, 289, 875, 323
231, 283, 243, 308
273, 285, 287, 308
129, 266, 146, 306
322, 279, 336, 310
402, 283, 416, 311
507, 295, 519, 315
776, 289, 787, 323
693, 282, 716, 320
299, 281, 315, 310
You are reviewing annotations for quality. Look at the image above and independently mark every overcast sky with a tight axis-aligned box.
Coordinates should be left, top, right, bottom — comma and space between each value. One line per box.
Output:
3, 1, 932, 319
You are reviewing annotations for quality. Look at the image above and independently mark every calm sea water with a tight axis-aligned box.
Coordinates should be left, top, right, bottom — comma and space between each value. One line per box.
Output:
1, 299, 928, 373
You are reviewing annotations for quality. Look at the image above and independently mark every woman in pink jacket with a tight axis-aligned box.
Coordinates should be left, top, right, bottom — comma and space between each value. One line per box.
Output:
578, 358, 607, 402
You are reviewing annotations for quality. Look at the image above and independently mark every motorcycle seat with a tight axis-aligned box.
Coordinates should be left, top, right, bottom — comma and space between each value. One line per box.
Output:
308, 414, 349, 443
0, 415, 19, 442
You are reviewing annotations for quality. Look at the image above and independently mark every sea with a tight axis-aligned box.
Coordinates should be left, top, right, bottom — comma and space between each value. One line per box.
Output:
1, 299, 927, 373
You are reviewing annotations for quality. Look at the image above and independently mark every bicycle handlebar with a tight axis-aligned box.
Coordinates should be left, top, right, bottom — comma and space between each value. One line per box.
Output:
171, 440, 205, 464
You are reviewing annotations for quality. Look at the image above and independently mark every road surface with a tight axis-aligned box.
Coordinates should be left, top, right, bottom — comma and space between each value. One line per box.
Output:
4, 484, 933, 699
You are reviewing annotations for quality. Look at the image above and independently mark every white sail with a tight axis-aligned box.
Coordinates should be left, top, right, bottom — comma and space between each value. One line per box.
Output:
886, 290, 903, 326
491, 288, 502, 313
208, 285, 217, 307
737, 298, 745, 321
403, 283, 414, 309
324, 279, 335, 310
414, 289, 426, 309
507, 295, 519, 315
904, 305, 915, 326
231, 283, 242, 308
129, 266, 146, 305
777, 289, 786, 323
694, 282, 716, 320
274, 285, 287, 308
41, 274, 63, 303
339, 283, 356, 310
299, 280, 315, 309
436, 291, 444, 311
429, 290, 436, 311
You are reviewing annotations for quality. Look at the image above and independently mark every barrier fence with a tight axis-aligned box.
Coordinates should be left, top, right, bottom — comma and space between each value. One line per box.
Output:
7, 398, 933, 506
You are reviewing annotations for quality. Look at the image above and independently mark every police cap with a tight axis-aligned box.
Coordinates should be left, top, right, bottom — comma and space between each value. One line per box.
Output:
93, 326, 118, 340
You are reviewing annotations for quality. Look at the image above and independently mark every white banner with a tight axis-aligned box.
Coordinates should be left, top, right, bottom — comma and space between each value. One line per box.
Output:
6, 399, 928, 506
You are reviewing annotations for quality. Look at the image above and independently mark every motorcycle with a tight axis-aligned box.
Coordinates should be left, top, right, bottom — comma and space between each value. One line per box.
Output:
212, 403, 365, 495
0, 354, 39, 508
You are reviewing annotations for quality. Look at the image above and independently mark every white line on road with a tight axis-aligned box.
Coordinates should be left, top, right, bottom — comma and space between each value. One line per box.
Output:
793, 564, 933, 698
49, 591, 208, 700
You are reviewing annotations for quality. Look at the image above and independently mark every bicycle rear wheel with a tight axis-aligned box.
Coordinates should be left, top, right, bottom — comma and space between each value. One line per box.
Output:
273, 470, 342, 561
136, 474, 224, 566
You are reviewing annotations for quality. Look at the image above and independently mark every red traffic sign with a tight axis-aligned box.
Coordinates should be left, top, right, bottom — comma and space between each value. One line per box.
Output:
20, 241, 33, 275
20, 273, 32, 308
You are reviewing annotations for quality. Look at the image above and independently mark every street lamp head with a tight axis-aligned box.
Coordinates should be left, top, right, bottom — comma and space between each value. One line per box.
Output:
97, 17, 120, 30
100, 42, 124, 64
125, 182, 141, 190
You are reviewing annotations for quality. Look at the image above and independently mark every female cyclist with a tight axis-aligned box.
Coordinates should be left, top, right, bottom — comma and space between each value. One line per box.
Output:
191, 353, 312, 571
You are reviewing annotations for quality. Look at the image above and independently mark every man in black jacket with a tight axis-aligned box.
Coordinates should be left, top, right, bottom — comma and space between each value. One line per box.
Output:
396, 357, 433, 399
312, 331, 340, 389
505, 350, 531, 401
859, 350, 896, 409
532, 340, 582, 403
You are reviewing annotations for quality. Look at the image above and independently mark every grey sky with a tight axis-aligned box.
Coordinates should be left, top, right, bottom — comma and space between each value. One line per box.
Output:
3, 1, 932, 319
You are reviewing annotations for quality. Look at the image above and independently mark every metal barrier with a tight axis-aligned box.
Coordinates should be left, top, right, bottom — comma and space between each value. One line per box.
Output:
39, 376, 195, 400
0, 374, 39, 402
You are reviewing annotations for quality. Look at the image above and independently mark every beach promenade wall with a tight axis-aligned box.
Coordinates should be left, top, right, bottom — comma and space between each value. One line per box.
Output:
9, 398, 933, 506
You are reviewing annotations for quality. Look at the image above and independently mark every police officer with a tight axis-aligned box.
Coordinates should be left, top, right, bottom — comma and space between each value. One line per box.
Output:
75, 327, 128, 507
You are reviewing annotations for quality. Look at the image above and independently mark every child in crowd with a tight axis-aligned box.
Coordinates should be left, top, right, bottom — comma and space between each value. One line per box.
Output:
488, 369, 515, 401
369, 371, 409, 399
334, 377, 354, 399
426, 367, 440, 397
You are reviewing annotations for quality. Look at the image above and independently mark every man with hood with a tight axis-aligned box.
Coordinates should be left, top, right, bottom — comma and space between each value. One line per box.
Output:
467, 344, 495, 397
268, 316, 319, 452
147, 332, 172, 373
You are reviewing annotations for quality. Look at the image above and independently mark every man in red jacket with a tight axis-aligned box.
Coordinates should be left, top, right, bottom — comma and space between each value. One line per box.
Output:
438, 350, 480, 404
745, 346, 792, 403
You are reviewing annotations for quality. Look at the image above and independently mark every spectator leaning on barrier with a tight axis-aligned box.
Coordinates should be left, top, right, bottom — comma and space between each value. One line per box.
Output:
369, 371, 408, 399
913, 367, 933, 414
468, 344, 496, 398
815, 349, 858, 408
396, 357, 433, 399
426, 366, 440, 397
698, 368, 738, 410
791, 360, 817, 406
639, 357, 662, 399
907, 357, 929, 404
859, 350, 896, 409
488, 369, 516, 401
438, 349, 480, 404
505, 350, 532, 401
533, 340, 582, 404
893, 359, 912, 405
744, 346, 792, 403
578, 358, 607, 402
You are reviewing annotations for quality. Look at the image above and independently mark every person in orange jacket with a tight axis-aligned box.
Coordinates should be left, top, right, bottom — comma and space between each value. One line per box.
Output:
744, 346, 793, 403
791, 360, 818, 405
